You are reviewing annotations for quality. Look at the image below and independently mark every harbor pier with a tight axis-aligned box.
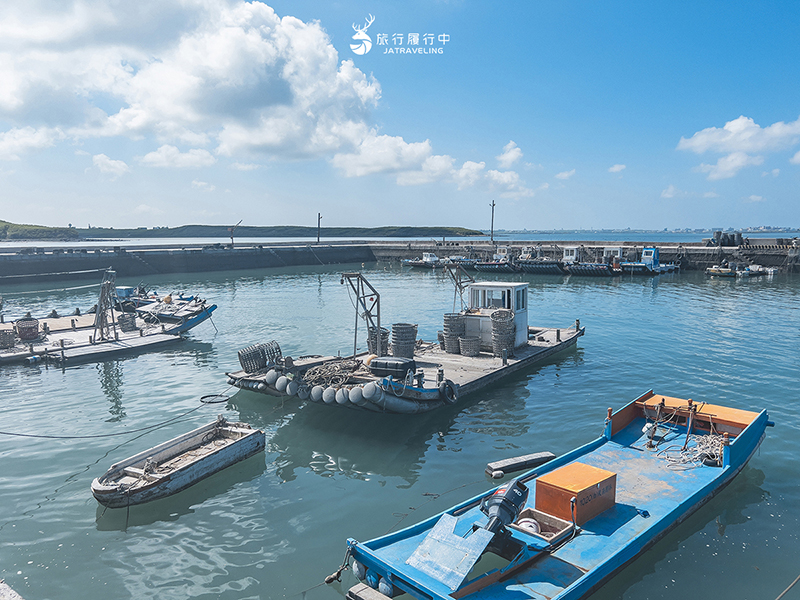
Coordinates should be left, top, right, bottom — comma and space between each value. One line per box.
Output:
0, 238, 797, 281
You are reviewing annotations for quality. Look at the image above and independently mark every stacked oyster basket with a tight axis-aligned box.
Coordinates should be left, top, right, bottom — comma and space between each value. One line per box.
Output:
367, 326, 390, 355
443, 313, 466, 354
391, 323, 417, 358
491, 309, 515, 357
458, 335, 481, 357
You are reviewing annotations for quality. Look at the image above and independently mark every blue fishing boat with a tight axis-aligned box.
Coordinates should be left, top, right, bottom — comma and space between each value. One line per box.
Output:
342, 390, 772, 600
620, 247, 678, 275
402, 253, 442, 269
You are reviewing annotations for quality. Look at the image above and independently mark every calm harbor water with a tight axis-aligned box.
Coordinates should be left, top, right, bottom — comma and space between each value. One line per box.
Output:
1, 265, 798, 600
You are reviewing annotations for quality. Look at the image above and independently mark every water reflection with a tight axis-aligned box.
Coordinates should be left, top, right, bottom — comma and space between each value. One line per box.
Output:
97, 361, 125, 422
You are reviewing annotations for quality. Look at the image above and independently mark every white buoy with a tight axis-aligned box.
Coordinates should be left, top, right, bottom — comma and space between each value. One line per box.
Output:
362, 381, 378, 399
265, 369, 279, 385
378, 577, 394, 597
311, 386, 324, 402
226, 377, 235, 385
286, 380, 299, 396
336, 388, 349, 405
352, 560, 366, 580
349, 386, 365, 406
298, 386, 309, 400
275, 376, 288, 392
257, 382, 267, 391
322, 387, 337, 404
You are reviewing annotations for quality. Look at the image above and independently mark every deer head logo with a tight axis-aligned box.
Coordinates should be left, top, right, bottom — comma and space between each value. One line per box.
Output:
350, 14, 375, 55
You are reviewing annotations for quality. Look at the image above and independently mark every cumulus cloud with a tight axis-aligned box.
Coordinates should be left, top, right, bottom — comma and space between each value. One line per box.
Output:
0, 126, 64, 160
661, 185, 677, 198
555, 169, 575, 180
454, 161, 485, 190
762, 168, 780, 177
231, 162, 259, 171
608, 164, 626, 173
746, 195, 765, 203
92, 153, 130, 178
678, 115, 800, 180
140, 145, 216, 168
397, 154, 455, 186
331, 134, 432, 178
496, 141, 522, 169
791, 150, 800, 165
487, 169, 534, 198
192, 180, 216, 191
693, 152, 763, 180
0, 1, 381, 161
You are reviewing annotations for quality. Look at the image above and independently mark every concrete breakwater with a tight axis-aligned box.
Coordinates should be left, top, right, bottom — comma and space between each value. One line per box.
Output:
0, 239, 798, 281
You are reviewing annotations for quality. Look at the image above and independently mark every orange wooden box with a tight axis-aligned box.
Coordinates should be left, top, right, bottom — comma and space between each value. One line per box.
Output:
535, 462, 616, 525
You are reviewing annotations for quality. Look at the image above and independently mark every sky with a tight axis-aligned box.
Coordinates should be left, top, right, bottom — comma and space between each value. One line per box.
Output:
0, 0, 798, 232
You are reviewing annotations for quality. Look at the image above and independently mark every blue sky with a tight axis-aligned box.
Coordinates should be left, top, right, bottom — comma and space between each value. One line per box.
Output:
0, 0, 798, 231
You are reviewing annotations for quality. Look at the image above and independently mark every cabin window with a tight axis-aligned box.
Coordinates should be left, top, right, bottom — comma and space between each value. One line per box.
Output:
643, 250, 653, 258
516, 289, 526, 311
485, 289, 507, 308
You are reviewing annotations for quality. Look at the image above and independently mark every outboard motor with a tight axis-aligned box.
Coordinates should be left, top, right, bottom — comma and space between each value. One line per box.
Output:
480, 479, 529, 535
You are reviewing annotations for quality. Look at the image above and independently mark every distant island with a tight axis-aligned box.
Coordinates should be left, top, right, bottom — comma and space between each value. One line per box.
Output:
0, 220, 482, 241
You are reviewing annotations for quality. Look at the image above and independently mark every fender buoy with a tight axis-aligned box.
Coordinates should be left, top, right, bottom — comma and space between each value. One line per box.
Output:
439, 380, 458, 404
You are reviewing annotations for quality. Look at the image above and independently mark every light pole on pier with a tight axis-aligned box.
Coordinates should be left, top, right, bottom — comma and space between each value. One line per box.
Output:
489, 200, 495, 245
317, 213, 322, 244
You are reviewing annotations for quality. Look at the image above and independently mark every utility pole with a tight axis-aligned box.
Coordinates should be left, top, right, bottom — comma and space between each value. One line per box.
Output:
317, 213, 322, 243
489, 200, 496, 245
228, 219, 242, 248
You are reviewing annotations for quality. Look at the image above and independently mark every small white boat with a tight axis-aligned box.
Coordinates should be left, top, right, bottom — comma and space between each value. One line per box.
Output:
91, 416, 265, 508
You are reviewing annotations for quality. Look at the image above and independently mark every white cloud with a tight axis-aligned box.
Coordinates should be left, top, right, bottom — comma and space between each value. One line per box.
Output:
0, 1, 381, 161
397, 154, 455, 186
694, 151, 763, 180
331, 134, 432, 177
92, 153, 130, 178
454, 161, 485, 190
555, 168, 575, 180
678, 115, 800, 154
231, 162, 260, 171
703, 191, 719, 198
608, 164, 626, 173
0, 126, 64, 160
487, 169, 534, 198
661, 185, 677, 198
140, 145, 216, 168
192, 180, 215, 192
496, 141, 522, 169
746, 195, 765, 203
791, 150, 800, 165
762, 168, 780, 177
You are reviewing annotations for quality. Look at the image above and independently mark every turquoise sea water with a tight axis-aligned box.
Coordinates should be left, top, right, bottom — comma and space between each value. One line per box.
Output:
0, 265, 798, 600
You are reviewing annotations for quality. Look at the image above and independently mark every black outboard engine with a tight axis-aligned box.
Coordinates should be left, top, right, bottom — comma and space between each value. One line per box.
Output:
480, 479, 529, 535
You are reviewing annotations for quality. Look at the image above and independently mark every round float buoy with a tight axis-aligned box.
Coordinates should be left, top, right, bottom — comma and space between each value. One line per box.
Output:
352, 560, 366, 580
257, 382, 267, 391
265, 370, 279, 385
349, 386, 365, 406
310, 386, 324, 402
491, 470, 504, 479
275, 376, 288, 392
297, 386, 309, 400
322, 387, 337, 404
335, 388, 349, 405
362, 381, 378, 400
378, 578, 395, 597
286, 380, 299, 396
226, 377, 235, 385
439, 379, 458, 404
365, 571, 380, 590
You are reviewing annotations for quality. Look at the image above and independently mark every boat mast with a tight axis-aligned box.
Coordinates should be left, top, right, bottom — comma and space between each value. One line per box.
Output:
92, 269, 119, 342
341, 273, 381, 357
489, 199, 495, 245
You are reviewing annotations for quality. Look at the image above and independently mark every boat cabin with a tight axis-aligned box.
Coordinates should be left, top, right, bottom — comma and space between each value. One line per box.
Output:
640, 247, 659, 266
464, 282, 528, 349
492, 246, 511, 261
603, 247, 623, 261
421, 252, 440, 263
562, 247, 579, 263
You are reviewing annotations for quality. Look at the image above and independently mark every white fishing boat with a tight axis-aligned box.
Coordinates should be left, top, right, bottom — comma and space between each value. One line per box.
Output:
91, 416, 265, 508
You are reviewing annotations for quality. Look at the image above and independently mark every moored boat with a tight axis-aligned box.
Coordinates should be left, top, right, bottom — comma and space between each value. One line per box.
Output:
342, 390, 773, 600
91, 415, 265, 508
402, 253, 442, 269
475, 247, 519, 273
225, 278, 584, 414
621, 247, 678, 275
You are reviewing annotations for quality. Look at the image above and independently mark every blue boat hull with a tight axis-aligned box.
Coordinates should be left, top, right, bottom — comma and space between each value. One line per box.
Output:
346, 391, 770, 600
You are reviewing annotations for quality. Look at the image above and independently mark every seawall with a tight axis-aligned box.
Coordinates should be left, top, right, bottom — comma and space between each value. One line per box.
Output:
1, 239, 798, 281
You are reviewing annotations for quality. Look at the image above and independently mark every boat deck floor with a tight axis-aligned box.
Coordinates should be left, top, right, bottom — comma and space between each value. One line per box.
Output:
370, 418, 726, 600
